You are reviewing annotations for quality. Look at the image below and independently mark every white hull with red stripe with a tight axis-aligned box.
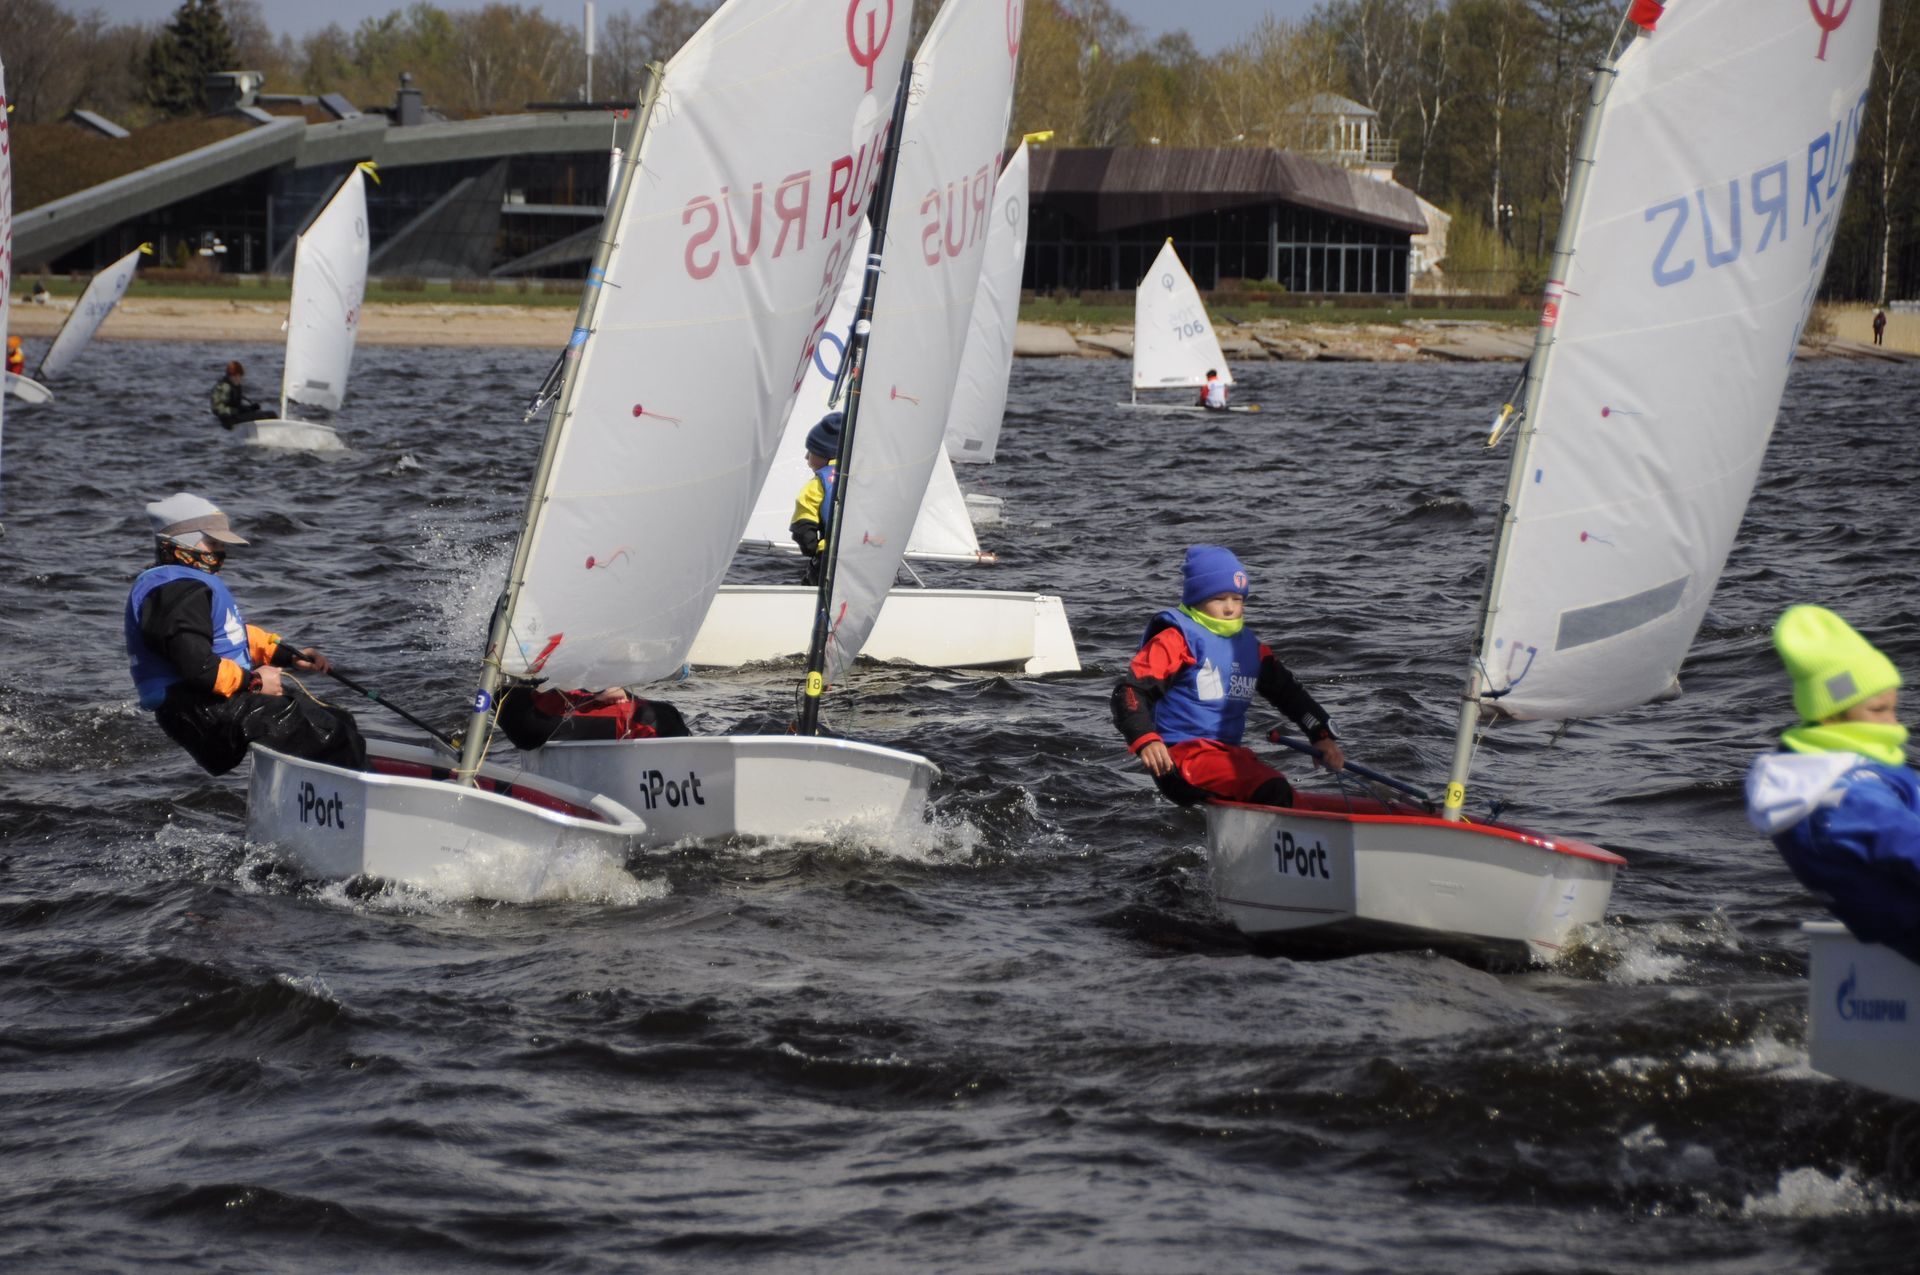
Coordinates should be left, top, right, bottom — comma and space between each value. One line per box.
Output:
1802, 922, 1920, 1103
517, 735, 938, 849
247, 741, 646, 894
1204, 794, 1622, 965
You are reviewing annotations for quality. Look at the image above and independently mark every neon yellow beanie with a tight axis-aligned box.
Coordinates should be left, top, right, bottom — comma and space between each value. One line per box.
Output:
1772, 605, 1902, 724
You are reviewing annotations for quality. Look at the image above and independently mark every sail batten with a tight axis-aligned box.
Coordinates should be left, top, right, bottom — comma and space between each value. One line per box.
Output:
1474, 0, 1878, 723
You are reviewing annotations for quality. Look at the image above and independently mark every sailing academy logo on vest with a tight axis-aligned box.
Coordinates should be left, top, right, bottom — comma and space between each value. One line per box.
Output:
847, 0, 894, 89
1809, 0, 1851, 61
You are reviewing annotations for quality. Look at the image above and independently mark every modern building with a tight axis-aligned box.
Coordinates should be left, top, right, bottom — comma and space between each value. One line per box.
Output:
1026, 146, 1428, 296
16, 74, 625, 279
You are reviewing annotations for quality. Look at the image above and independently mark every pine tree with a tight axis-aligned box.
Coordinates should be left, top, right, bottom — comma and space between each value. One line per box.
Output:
142, 0, 241, 117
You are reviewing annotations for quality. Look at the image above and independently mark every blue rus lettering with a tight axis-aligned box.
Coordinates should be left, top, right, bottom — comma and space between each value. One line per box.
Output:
297, 780, 348, 830
1272, 830, 1332, 880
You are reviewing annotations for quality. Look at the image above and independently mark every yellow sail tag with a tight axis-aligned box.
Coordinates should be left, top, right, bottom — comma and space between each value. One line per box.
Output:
1445, 781, 1466, 811
806, 672, 824, 697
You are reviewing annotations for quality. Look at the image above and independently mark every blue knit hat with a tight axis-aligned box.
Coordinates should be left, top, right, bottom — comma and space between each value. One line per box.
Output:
1183, 545, 1249, 605
805, 411, 845, 459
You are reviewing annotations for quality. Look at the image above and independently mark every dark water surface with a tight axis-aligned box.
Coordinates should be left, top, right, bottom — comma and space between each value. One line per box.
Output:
3, 342, 1918, 1272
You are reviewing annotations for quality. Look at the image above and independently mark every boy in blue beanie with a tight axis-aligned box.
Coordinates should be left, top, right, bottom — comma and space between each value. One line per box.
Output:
789, 410, 844, 585
1112, 545, 1344, 807
1746, 605, 1920, 965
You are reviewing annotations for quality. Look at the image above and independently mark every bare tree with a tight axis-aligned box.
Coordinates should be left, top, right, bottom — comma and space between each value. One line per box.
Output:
1867, 1, 1920, 302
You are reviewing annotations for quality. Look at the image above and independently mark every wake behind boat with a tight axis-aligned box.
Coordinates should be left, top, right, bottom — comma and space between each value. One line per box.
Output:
240, 164, 374, 452
1202, 0, 1877, 964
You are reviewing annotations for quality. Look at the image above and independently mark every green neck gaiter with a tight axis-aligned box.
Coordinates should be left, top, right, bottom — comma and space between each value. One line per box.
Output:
1179, 604, 1244, 639
1780, 720, 1910, 767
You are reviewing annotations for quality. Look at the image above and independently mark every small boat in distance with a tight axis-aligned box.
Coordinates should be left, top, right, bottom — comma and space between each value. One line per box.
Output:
4, 371, 52, 403
239, 163, 375, 452
35, 243, 152, 384
1202, 0, 1877, 965
1119, 239, 1260, 415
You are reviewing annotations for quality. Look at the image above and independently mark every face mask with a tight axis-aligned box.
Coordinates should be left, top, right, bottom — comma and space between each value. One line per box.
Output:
1179, 603, 1244, 638
166, 540, 226, 574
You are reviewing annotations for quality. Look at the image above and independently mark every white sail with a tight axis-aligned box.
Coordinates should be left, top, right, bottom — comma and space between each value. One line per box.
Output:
741, 213, 982, 564
501, 0, 908, 689
37, 245, 146, 381
281, 167, 370, 417
1480, 0, 1877, 721
823, 0, 1021, 679
0, 54, 11, 521
944, 141, 1029, 464
1132, 239, 1231, 391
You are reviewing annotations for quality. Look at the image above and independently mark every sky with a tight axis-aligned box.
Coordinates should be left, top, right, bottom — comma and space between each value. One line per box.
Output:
95, 0, 1322, 57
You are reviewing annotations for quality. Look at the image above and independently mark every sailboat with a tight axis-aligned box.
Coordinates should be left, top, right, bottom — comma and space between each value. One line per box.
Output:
699, 211, 1079, 676
239, 164, 374, 452
1119, 239, 1259, 414
1201, 0, 1873, 965
247, 0, 916, 881
481, 0, 943, 846
33, 243, 152, 386
3, 371, 50, 403
944, 140, 1029, 467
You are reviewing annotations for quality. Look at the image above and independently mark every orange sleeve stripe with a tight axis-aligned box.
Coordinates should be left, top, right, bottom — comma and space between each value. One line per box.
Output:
246, 625, 281, 668
214, 658, 247, 697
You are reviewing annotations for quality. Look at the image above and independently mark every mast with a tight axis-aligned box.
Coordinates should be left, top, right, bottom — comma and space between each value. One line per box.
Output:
796, 59, 914, 737
1441, 43, 1621, 822
455, 65, 665, 784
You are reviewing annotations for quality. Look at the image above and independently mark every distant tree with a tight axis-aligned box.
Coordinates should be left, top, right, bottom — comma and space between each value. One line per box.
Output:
142, 0, 241, 116
599, 1, 715, 102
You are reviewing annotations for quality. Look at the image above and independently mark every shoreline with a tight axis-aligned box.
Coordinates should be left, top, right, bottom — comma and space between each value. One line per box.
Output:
7, 296, 1910, 364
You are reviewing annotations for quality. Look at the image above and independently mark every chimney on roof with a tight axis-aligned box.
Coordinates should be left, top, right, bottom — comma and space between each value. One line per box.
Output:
395, 72, 424, 127
205, 70, 265, 112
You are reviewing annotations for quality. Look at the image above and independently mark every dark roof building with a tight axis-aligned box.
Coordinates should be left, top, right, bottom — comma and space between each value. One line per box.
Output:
1027, 147, 1427, 297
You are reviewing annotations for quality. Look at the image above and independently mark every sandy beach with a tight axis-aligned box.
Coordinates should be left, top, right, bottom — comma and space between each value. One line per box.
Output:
7, 295, 1911, 364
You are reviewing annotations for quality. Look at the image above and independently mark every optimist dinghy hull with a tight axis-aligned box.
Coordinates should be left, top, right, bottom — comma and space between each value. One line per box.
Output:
247, 741, 645, 894
519, 735, 938, 849
237, 418, 345, 451
1204, 793, 1622, 965
1803, 921, 1920, 1102
1114, 402, 1259, 415
4, 372, 52, 403
689, 584, 1079, 674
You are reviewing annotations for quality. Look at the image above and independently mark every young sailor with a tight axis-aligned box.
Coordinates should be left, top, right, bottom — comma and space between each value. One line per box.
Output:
789, 410, 843, 585
210, 360, 272, 430
126, 493, 365, 776
497, 685, 691, 751
5, 336, 24, 377
1197, 368, 1227, 410
1746, 605, 1920, 965
1113, 545, 1344, 807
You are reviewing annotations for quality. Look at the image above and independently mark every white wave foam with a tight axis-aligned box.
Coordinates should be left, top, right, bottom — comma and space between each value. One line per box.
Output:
1741, 1166, 1918, 1219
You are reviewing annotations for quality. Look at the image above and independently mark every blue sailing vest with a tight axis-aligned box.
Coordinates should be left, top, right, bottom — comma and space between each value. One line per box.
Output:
818, 461, 837, 524
1144, 608, 1261, 745
125, 565, 253, 710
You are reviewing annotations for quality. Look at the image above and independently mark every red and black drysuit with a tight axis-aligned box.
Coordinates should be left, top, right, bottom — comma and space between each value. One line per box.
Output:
1111, 613, 1336, 807
132, 574, 365, 776
497, 687, 691, 752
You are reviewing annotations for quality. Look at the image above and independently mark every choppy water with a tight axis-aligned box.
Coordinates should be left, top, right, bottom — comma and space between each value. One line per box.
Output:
3, 341, 1918, 1273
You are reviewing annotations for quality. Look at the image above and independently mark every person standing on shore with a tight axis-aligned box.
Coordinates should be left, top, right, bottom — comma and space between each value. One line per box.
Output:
1873, 308, 1887, 346
210, 360, 273, 430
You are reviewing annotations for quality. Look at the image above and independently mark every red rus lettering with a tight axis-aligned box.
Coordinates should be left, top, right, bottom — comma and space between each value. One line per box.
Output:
772, 171, 811, 257
721, 183, 764, 267
684, 196, 721, 279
